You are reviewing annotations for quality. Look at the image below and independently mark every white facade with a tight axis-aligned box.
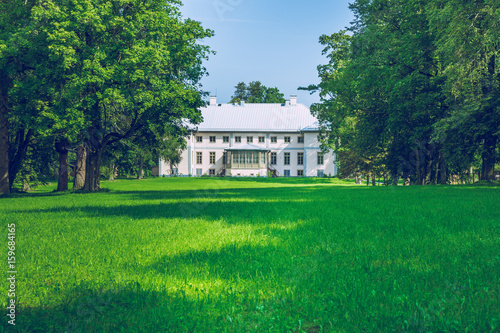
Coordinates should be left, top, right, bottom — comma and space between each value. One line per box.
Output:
159, 96, 336, 177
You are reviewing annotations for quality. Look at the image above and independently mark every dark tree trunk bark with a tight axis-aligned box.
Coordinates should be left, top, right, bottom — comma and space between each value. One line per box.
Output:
137, 156, 144, 180
424, 158, 432, 186
372, 175, 376, 186
8, 128, 33, 188
439, 153, 447, 185
415, 147, 422, 185
391, 173, 399, 186
481, 135, 497, 180
0, 73, 9, 195
55, 138, 70, 191
366, 174, 369, 186
73, 144, 86, 190
84, 146, 103, 192
84, 128, 104, 192
109, 163, 115, 181
434, 152, 440, 185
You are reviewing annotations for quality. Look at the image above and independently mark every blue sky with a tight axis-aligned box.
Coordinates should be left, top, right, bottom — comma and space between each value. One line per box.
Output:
180, 1, 354, 107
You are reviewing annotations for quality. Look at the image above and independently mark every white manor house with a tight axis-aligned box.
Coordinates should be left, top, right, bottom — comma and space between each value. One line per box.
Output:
158, 95, 337, 177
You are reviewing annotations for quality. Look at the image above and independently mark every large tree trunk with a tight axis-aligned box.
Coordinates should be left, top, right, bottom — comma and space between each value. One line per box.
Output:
83, 131, 104, 192
8, 128, 33, 188
84, 147, 103, 192
481, 135, 497, 180
108, 163, 115, 181
415, 147, 422, 185
425, 155, 433, 186
439, 153, 447, 185
391, 173, 399, 186
434, 152, 440, 185
137, 155, 144, 180
55, 138, 70, 191
0, 73, 9, 195
73, 144, 86, 190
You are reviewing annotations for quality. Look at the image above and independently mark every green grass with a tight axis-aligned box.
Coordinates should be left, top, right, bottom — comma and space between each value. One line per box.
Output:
1, 177, 499, 332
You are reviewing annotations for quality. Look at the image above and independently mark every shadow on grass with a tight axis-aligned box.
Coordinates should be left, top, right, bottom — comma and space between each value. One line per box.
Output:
16, 233, 322, 332
15, 284, 224, 332
9, 185, 371, 225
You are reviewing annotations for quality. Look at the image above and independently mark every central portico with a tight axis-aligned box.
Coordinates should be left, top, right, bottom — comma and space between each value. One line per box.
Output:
225, 144, 270, 177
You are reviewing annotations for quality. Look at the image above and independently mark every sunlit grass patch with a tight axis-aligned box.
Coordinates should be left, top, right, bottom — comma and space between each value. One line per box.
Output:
1, 177, 499, 332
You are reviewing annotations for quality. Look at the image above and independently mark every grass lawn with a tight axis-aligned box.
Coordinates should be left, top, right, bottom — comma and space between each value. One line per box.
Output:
1, 177, 499, 332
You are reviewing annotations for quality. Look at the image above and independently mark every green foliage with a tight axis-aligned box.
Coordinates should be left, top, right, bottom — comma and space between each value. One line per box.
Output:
305, 0, 499, 184
230, 81, 286, 104
429, 0, 500, 179
1, 0, 214, 191
1, 178, 499, 331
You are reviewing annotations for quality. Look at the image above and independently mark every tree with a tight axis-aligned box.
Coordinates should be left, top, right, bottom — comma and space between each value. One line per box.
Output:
0, 71, 8, 194
263, 87, 286, 103
429, 0, 500, 180
1, 0, 87, 193
32, 0, 213, 191
303, 0, 450, 185
0, 0, 41, 194
230, 82, 248, 103
230, 81, 285, 103
246, 81, 265, 103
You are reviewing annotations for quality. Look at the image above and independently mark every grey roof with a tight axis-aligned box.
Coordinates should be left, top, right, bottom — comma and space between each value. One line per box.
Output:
191, 103, 319, 132
301, 121, 321, 132
225, 144, 270, 151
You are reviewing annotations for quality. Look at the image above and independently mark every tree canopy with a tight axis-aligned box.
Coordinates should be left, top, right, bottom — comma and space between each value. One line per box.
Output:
0, 0, 213, 193
303, 0, 499, 184
230, 81, 286, 104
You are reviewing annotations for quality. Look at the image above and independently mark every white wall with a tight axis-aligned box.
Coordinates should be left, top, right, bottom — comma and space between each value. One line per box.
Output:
159, 131, 336, 177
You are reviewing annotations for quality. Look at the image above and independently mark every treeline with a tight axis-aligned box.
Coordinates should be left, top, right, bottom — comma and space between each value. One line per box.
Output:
303, 0, 499, 185
0, 0, 213, 194
230, 81, 286, 104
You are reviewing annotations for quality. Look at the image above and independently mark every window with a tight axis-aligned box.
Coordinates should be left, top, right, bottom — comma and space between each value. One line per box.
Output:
297, 170, 304, 176
209, 136, 216, 143
196, 168, 202, 176
246, 152, 252, 164
270, 152, 277, 165
317, 170, 324, 177
261, 152, 266, 164
196, 152, 202, 164
317, 153, 324, 165
284, 136, 291, 143
284, 170, 290, 177
284, 152, 290, 165
259, 136, 265, 143
223, 136, 229, 143
271, 136, 277, 143
297, 152, 304, 165
247, 136, 253, 143
298, 136, 304, 143
223, 152, 227, 164
209, 152, 216, 164
235, 136, 241, 143
196, 136, 203, 143
209, 169, 215, 176
230, 151, 262, 168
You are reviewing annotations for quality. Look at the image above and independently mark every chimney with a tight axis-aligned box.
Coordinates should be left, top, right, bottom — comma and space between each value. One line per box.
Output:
285, 100, 290, 107
210, 96, 217, 106
290, 95, 297, 105
240, 100, 245, 107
